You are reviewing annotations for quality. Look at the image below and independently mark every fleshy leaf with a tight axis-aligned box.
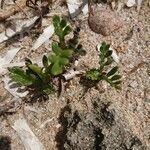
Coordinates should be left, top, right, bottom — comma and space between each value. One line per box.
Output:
104, 57, 114, 65
53, 15, 60, 28
60, 19, 67, 28
43, 84, 55, 94
113, 80, 122, 85
105, 50, 112, 57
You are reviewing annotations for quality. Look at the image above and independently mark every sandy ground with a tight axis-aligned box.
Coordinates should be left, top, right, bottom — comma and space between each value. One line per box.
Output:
0, 0, 150, 150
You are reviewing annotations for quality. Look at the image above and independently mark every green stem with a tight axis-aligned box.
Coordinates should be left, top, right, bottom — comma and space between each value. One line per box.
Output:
59, 37, 66, 49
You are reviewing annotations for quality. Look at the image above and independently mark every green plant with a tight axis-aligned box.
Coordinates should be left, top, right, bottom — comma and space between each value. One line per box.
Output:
8, 15, 121, 100
85, 42, 122, 89
8, 15, 74, 96
53, 15, 72, 48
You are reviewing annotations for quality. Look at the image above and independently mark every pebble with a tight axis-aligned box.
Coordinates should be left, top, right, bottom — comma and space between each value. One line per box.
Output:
88, 5, 123, 36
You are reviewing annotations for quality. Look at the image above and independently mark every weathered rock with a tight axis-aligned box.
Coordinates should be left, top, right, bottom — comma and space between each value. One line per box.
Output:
88, 5, 123, 36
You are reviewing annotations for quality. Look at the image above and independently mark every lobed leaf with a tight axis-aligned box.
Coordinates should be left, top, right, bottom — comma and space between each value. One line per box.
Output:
85, 69, 101, 81
8, 67, 33, 86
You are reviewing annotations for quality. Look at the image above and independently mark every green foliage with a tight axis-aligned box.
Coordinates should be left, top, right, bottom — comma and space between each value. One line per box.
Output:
85, 69, 101, 81
49, 42, 73, 75
8, 15, 121, 100
53, 15, 72, 48
8, 15, 75, 96
8, 67, 34, 86
85, 42, 122, 89
8, 58, 54, 94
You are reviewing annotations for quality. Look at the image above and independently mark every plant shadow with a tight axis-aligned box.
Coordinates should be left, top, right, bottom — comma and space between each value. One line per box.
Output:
79, 76, 99, 98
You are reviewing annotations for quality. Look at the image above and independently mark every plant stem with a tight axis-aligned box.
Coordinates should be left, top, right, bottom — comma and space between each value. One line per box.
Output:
59, 37, 66, 49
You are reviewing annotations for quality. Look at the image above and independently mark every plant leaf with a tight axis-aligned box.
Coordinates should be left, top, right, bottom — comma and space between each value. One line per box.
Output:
51, 62, 62, 76
59, 57, 69, 65
53, 15, 60, 28
104, 57, 114, 65
25, 58, 32, 65
113, 80, 122, 85
61, 49, 73, 58
8, 67, 33, 86
107, 66, 118, 77
63, 26, 72, 36
43, 84, 55, 94
28, 64, 43, 78
99, 42, 110, 56
49, 54, 58, 63
52, 42, 62, 55
60, 19, 67, 29
105, 50, 112, 57
42, 55, 49, 68
111, 75, 122, 81
114, 85, 121, 90
85, 69, 101, 81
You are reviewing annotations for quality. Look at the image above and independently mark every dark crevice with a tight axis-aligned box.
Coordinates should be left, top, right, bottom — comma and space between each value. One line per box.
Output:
69, 111, 81, 132
93, 101, 115, 127
93, 128, 106, 150
55, 105, 72, 150
55, 105, 82, 150
0, 136, 11, 150
100, 103, 114, 127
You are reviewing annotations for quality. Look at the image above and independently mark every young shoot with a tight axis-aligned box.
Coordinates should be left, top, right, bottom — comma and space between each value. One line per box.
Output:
85, 42, 122, 89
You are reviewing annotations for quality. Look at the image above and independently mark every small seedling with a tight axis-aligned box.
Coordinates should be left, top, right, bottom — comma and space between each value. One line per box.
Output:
53, 15, 72, 48
85, 42, 122, 89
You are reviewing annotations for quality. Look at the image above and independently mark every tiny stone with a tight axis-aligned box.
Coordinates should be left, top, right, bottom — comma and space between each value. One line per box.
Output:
130, 80, 138, 88
56, 124, 61, 129
88, 5, 123, 36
